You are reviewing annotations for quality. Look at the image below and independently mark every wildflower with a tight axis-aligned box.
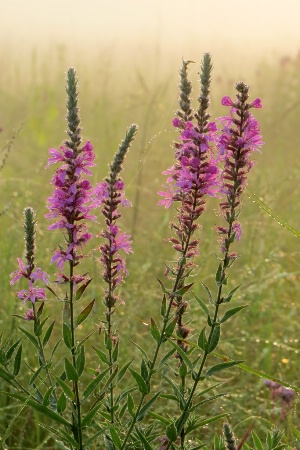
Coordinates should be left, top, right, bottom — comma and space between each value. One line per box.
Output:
10, 208, 48, 317
96, 124, 137, 305
45, 69, 96, 281
159, 54, 218, 359
216, 82, 263, 259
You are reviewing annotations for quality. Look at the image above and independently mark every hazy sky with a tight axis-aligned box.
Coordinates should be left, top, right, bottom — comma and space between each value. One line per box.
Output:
2, 0, 300, 66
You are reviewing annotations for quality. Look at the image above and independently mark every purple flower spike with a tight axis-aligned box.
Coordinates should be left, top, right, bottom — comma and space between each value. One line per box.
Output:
45, 140, 96, 275
217, 82, 263, 258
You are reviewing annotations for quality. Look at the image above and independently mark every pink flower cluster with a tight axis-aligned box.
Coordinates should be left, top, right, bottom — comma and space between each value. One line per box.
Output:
158, 120, 219, 209
10, 258, 49, 319
45, 141, 96, 274
216, 90, 263, 255
94, 180, 132, 305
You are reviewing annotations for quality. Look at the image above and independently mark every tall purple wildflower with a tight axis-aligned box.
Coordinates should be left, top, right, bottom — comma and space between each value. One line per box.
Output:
10, 208, 49, 319
217, 82, 263, 262
45, 68, 96, 283
94, 125, 137, 307
159, 54, 219, 356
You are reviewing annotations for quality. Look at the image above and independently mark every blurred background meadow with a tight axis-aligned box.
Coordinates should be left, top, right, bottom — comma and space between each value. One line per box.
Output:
1, 0, 300, 447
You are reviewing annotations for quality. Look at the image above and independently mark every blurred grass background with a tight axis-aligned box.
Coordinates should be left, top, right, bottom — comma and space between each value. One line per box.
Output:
1, 0, 300, 447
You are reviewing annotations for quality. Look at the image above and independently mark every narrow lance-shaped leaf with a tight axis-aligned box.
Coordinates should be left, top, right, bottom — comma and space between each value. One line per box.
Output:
1, 391, 72, 428
223, 284, 242, 303
194, 294, 210, 317
75, 278, 92, 301
172, 282, 194, 297
110, 426, 122, 449
150, 318, 160, 343
13, 344, 22, 376
197, 328, 207, 351
76, 345, 85, 378
55, 376, 74, 400
207, 326, 220, 353
43, 320, 56, 346
18, 327, 39, 350
205, 360, 243, 377
129, 368, 148, 394
64, 358, 78, 382
62, 323, 72, 350
76, 299, 95, 327
220, 305, 247, 323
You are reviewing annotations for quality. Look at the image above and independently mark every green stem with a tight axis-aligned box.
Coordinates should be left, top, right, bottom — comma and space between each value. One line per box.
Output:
32, 303, 54, 392
120, 218, 196, 450
69, 263, 83, 450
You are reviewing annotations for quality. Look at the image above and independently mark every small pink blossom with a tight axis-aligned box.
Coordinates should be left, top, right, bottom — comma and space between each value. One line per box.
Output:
24, 309, 35, 321
221, 96, 234, 106
251, 98, 263, 108
10, 258, 29, 285
17, 285, 47, 304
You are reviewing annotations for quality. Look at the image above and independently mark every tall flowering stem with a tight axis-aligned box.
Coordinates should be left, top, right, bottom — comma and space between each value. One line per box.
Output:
164, 83, 263, 450
95, 124, 137, 423
160, 54, 218, 449
10, 208, 51, 383
121, 55, 218, 450
45, 68, 96, 449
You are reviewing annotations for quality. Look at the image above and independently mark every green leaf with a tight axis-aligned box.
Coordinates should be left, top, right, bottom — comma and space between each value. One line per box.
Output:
135, 428, 154, 450
45, 285, 61, 300
252, 431, 264, 450
129, 368, 148, 394
75, 278, 92, 301
215, 263, 223, 285
64, 358, 78, 382
76, 345, 85, 378
188, 413, 228, 431
197, 328, 207, 351
164, 318, 177, 339
62, 323, 72, 350
13, 344, 22, 376
6, 339, 22, 361
76, 299, 95, 327
36, 301, 45, 317
200, 283, 214, 304
0, 366, 15, 384
43, 386, 55, 406
160, 295, 167, 317
82, 367, 110, 400
194, 294, 210, 316
220, 305, 247, 323
2, 391, 71, 427
172, 282, 194, 297
18, 327, 39, 350
207, 326, 220, 353
116, 360, 132, 384
148, 411, 171, 425
223, 284, 242, 303
37, 422, 79, 448
112, 342, 119, 363
137, 391, 161, 421
55, 376, 74, 399
29, 363, 51, 386
93, 346, 110, 365
127, 392, 135, 417
205, 360, 243, 377
150, 318, 160, 343
110, 426, 122, 449
43, 320, 56, 346
169, 341, 194, 371
157, 278, 169, 294
57, 391, 67, 413
166, 422, 177, 442
34, 316, 49, 337
81, 403, 102, 427
140, 359, 149, 383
